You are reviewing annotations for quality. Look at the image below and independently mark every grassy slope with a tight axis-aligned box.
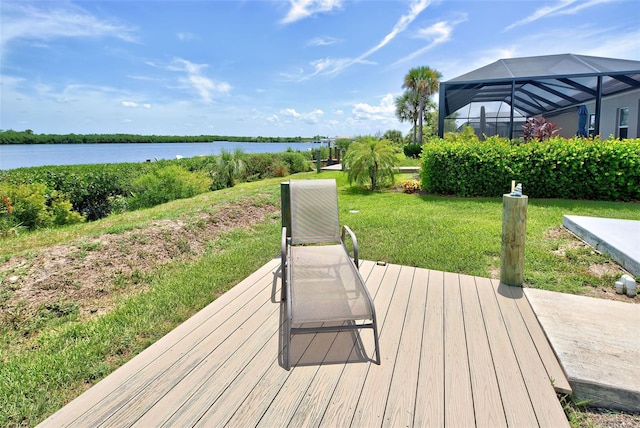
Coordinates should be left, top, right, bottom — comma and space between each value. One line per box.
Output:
1, 170, 638, 426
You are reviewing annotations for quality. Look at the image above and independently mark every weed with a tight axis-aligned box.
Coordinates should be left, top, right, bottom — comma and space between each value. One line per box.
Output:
176, 238, 191, 254
558, 394, 594, 428
1, 300, 28, 331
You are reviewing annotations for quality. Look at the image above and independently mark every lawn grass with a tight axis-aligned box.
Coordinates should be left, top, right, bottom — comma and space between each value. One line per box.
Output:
1, 170, 638, 426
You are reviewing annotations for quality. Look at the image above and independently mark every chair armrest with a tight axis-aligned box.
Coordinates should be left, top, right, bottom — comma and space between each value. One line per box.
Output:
281, 227, 287, 300
341, 225, 359, 269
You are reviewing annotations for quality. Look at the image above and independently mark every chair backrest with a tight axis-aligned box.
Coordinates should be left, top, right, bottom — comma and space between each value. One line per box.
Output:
289, 179, 341, 245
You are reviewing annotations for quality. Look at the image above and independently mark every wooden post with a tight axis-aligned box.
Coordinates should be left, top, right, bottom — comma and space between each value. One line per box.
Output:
316, 149, 321, 173
501, 193, 528, 286
281, 182, 291, 237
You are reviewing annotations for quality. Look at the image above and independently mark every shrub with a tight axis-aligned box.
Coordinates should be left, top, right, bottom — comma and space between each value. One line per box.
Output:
280, 152, 311, 174
401, 179, 421, 194
522, 117, 560, 142
0, 150, 321, 236
210, 149, 247, 190
421, 136, 640, 201
127, 166, 212, 209
48, 191, 86, 226
1, 164, 141, 220
241, 152, 310, 181
0, 183, 84, 232
273, 163, 289, 177
403, 143, 423, 158
0, 182, 51, 230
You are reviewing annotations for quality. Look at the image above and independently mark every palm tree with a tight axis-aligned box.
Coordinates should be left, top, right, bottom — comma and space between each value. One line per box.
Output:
402, 66, 442, 143
344, 137, 398, 191
395, 90, 420, 143
213, 148, 246, 188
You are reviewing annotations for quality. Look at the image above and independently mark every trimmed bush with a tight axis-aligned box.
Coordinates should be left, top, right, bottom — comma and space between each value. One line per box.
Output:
403, 143, 423, 158
421, 136, 640, 201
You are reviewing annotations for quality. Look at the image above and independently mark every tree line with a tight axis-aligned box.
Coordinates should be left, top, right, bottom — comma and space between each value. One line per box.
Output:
0, 130, 312, 145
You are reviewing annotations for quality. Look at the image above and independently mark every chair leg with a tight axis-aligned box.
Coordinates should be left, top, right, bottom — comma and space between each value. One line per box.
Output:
373, 323, 381, 365
285, 319, 291, 370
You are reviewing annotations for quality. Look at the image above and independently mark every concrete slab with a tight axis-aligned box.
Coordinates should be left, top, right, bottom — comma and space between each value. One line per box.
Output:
525, 288, 640, 412
563, 215, 640, 277
320, 163, 342, 171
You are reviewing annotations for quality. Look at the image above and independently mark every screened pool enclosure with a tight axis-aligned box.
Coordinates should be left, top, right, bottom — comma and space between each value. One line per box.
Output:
438, 54, 640, 139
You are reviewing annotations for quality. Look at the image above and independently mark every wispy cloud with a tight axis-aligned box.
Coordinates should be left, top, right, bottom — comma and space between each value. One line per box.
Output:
280, 0, 343, 24
0, 3, 137, 54
503, 0, 614, 32
355, 0, 432, 64
308, 36, 340, 47
165, 58, 231, 103
295, 0, 432, 80
392, 14, 468, 66
121, 101, 152, 109
177, 32, 196, 41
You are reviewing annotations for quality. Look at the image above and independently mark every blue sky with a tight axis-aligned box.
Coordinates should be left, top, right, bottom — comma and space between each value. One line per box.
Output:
1, 0, 639, 138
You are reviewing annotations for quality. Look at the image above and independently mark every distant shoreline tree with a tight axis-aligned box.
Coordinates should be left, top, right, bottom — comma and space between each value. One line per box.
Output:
0, 130, 311, 145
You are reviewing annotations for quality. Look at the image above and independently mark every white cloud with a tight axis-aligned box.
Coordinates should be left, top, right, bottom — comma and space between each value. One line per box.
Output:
166, 58, 231, 103
280, 108, 301, 118
0, 3, 137, 54
279, 107, 324, 124
280, 0, 343, 24
351, 94, 396, 122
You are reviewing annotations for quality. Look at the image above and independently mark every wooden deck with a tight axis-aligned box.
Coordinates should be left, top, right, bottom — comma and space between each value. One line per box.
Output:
40, 259, 571, 427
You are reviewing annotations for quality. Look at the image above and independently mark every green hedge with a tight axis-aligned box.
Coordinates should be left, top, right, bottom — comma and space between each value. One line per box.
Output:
421, 136, 640, 201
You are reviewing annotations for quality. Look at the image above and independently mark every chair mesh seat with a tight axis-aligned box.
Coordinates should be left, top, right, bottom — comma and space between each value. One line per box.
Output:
290, 245, 373, 325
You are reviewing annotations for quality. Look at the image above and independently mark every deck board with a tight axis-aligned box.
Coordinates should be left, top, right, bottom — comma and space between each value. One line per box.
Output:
459, 274, 507, 427
443, 271, 475, 427
382, 267, 426, 427
39, 259, 570, 428
414, 268, 445, 427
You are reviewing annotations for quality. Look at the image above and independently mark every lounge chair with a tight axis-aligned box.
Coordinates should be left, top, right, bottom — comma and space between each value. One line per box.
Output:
280, 179, 380, 369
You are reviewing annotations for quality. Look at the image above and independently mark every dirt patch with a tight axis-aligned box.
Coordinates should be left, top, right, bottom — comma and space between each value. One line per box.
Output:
585, 407, 640, 427
0, 198, 279, 328
547, 226, 592, 257
545, 226, 638, 304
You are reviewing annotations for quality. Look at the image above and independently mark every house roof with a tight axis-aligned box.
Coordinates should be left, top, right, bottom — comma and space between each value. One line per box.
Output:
440, 54, 640, 119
